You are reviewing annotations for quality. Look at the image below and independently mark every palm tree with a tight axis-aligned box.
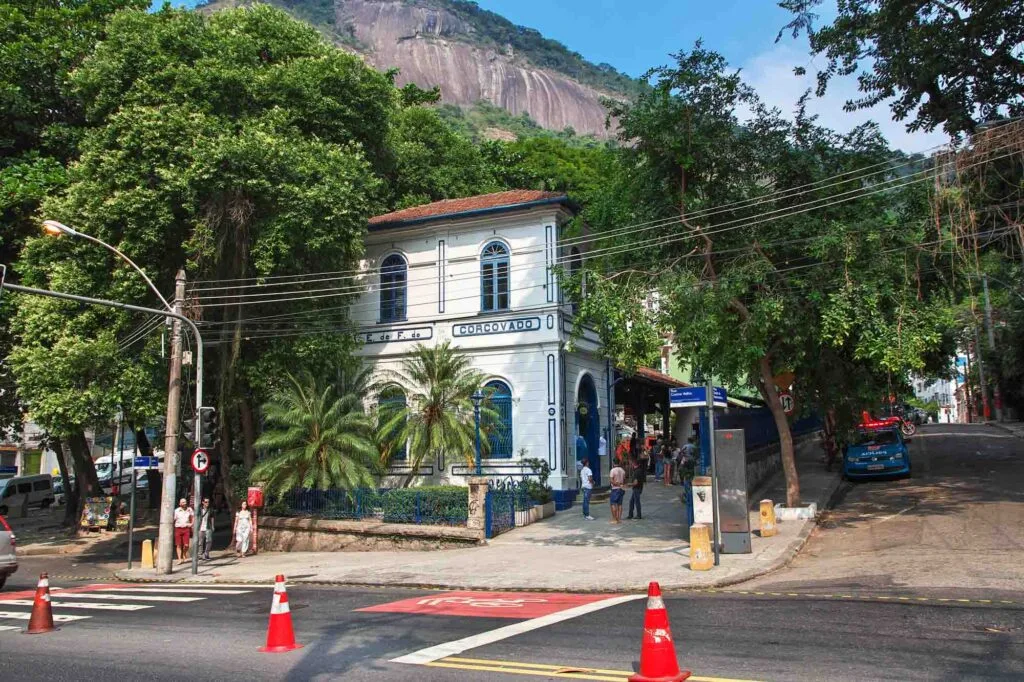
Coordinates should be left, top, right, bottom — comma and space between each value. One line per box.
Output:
377, 341, 499, 486
252, 367, 381, 497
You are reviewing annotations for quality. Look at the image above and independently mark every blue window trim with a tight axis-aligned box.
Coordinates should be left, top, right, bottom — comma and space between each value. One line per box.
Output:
485, 379, 513, 459
480, 241, 510, 312
379, 253, 407, 323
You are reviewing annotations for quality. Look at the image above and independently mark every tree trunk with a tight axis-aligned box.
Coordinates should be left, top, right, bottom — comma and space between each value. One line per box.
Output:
239, 394, 256, 471
822, 407, 839, 472
66, 429, 100, 533
52, 436, 77, 528
758, 356, 800, 507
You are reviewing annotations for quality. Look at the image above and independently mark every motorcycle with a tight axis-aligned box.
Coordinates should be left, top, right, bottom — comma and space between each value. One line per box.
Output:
860, 411, 917, 437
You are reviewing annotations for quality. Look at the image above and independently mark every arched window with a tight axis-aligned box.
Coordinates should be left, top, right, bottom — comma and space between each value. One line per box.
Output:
480, 241, 510, 312
484, 380, 513, 459
379, 254, 407, 322
378, 386, 407, 461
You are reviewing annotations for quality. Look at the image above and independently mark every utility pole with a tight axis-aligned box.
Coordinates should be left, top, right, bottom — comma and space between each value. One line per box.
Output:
705, 376, 721, 567
973, 326, 991, 422
982, 275, 1003, 422
157, 270, 186, 574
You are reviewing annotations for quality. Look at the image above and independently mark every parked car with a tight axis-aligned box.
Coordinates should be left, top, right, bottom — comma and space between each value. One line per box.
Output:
0, 515, 16, 590
0, 474, 55, 515
843, 426, 912, 480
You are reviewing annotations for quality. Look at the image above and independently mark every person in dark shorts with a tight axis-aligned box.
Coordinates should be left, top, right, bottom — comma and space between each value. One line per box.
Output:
608, 461, 626, 524
626, 455, 645, 520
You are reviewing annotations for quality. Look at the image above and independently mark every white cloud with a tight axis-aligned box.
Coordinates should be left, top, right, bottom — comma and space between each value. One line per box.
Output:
740, 44, 949, 153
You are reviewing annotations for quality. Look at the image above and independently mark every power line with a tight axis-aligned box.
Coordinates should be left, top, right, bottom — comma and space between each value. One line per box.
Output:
190, 143, 1019, 311
187, 119, 1022, 291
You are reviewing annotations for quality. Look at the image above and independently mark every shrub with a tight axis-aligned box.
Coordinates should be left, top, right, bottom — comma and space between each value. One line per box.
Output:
380, 486, 468, 525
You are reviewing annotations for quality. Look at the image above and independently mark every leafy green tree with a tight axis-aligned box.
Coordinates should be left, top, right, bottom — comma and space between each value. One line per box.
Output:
251, 368, 381, 497
779, 0, 1024, 137
10, 4, 399, 506
574, 46, 953, 506
377, 341, 498, 487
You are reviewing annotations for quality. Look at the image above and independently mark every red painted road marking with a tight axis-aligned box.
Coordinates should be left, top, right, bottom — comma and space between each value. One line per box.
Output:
0, 583, 120, 602
356, 591, 618, 619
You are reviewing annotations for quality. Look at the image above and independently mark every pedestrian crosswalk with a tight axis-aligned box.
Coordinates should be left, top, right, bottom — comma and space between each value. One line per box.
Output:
0, 583, 258, 632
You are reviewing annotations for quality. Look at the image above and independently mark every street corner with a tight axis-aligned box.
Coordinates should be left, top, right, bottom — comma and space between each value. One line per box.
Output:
356, 590, 620, 619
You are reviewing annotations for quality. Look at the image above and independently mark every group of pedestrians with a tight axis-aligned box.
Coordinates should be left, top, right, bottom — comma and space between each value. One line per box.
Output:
171, 497, 255, 564
580, 432, 698, 524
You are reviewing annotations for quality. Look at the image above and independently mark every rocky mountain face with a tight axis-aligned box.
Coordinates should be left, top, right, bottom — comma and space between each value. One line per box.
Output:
335, 0, 621, 138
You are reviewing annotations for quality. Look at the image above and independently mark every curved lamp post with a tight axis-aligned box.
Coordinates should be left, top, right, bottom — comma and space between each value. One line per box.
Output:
43, 220, 173, 311
43, 219, 204, 576
471, 390, 484, 475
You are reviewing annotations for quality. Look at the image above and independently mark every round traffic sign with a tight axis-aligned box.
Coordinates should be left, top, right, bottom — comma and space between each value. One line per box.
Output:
779, 392, 795, 416
191, 448, 210, 474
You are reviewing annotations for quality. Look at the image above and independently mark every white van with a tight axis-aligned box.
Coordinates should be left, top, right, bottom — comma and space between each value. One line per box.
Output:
96, 452, 163, 495
0, 474, 55, 515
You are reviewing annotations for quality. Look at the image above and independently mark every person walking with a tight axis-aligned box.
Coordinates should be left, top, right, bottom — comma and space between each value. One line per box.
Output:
608, 460, 626, 524
638, 441, 651, 479
197, 498, 215, 561
173, 498, 193, 565
579, 458, 595, 520
232, 500, 253, 557
680, 437, 697, 483
626, 455, 645, 520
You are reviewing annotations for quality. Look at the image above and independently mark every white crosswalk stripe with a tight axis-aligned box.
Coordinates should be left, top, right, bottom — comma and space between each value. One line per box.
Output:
54, 593, 206, 602
4, 599, 153, 611
0, 583, 254, 632
0, 611, 91, 622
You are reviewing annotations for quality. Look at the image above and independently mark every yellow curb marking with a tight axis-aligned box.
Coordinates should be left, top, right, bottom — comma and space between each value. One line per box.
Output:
430, 657, 762, 682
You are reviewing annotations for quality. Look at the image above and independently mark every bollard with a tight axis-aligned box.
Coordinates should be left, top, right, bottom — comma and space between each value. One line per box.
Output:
141, 539, 154, 568
689, 524, 713, 571
759, 499, 777, 537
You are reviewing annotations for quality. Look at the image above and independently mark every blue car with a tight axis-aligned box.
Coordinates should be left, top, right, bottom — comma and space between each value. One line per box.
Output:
843, 426, 912, 480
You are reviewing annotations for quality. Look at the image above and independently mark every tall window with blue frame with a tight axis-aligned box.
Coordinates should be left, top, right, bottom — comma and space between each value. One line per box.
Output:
484, 380, 513, 458
379, 254, 407, 322
378, 386, 407, 461
480, 241, 510, 312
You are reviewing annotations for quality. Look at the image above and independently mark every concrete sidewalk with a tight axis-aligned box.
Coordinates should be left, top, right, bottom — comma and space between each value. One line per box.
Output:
116, 438, 839, 592
990, 421, 1024, 439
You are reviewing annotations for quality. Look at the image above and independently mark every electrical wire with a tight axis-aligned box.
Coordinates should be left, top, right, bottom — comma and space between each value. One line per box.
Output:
187, 118, 1023, 291
210, 226, 1005, 342
190, 144, 1020, 312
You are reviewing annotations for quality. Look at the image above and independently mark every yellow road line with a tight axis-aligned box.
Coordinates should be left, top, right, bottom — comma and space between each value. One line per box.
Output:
432, 656, 763, 682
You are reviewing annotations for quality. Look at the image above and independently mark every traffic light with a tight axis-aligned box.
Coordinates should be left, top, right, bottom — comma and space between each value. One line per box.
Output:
182, 412, 197, 446
199, 406, 219, 449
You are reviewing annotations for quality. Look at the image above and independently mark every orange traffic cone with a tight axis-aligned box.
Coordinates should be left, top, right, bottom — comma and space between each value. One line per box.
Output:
629, 582, 690, 682
25, 573, 56, 634
258, 574, 303, 653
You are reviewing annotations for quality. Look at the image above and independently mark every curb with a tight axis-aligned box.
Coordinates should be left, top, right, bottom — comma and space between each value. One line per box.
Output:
986, 422, 1024, 439
110, 474, 844, 594
16, 544, 93, 557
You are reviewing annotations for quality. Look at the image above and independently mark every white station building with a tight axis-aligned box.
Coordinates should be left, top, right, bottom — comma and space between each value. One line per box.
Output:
351, 190, 687, 493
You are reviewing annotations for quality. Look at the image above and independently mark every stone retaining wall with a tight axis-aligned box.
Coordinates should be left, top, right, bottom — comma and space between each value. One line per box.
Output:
257, 516, 485, 552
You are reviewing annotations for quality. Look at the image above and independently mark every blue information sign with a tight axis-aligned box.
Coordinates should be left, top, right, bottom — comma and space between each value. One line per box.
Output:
0, 465, 17, 475
134, 456, 160, 469
669, 386, 728, 408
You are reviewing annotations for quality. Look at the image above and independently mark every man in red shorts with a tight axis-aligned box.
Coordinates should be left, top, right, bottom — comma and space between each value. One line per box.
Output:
173, 498, 194, 564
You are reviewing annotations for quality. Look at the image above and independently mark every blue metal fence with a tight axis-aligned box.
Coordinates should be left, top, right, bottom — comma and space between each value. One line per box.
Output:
285, 487, 467, 526
484, 479, 530, 538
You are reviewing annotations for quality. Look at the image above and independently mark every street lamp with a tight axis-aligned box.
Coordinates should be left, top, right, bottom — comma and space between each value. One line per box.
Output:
471, 390, 484, 476
42, 220, 172, 311
42, 219, 204, 577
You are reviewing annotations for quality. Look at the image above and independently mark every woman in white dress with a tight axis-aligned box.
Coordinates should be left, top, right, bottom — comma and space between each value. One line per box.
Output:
233, 500, 253, 557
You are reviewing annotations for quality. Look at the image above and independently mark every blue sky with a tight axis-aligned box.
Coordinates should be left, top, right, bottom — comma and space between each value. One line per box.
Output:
165, 1, 947, 151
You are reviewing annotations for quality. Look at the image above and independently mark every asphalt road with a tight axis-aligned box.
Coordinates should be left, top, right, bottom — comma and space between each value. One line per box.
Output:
2, 424, 1022, 681
1, 581, 1021, 681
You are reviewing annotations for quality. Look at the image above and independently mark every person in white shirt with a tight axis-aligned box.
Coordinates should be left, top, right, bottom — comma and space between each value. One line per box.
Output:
173, 498, 193, 564
579, 458, 595, 520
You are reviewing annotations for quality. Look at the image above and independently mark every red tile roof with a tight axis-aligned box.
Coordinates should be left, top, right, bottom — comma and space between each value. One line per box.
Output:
369, 190, 569, 228
632, 366, 689, 388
